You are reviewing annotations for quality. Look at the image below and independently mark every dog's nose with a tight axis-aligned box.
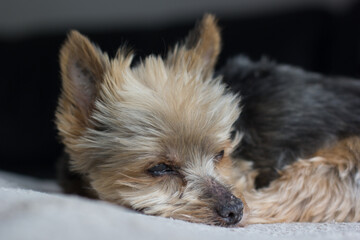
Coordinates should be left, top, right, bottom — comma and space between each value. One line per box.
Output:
215, 195, 243, 226
205, 178, 244, 226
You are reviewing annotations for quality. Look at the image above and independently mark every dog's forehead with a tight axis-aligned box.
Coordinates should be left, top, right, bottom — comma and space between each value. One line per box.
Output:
102, 56, 238, 134
164, 130, 223, 157
90, 56, 240, 164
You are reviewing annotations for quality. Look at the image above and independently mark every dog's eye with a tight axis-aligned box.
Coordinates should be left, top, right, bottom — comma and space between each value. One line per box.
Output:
148, 163, 176, 176
214, 150, 224, 162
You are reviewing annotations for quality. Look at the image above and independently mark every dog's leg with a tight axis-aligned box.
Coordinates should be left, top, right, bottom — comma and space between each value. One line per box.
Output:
236, 137, 360, 224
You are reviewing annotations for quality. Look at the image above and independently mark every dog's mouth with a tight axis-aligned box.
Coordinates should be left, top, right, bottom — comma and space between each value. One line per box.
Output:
185, 207, 246, 227
212, 215, 243, 227
132, 200, 246, 227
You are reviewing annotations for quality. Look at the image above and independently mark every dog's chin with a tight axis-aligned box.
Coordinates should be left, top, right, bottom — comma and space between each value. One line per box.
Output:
177, 215, 246, 228
135, 205, 246, 227
182, 206, 248, 227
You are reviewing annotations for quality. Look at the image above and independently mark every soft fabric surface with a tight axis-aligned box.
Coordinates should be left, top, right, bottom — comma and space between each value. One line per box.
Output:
1, 171, 359, 240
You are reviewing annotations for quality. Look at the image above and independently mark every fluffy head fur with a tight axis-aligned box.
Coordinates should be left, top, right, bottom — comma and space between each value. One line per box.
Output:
56, 15, 246, 226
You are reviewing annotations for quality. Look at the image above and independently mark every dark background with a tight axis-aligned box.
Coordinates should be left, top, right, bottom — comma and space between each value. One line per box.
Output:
1, 1, 360, 179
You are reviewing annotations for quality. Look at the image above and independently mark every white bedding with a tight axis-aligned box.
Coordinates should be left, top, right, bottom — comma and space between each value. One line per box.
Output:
1, 171, 359, 240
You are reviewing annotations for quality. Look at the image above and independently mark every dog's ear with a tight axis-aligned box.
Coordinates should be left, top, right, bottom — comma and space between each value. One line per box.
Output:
57, 31, 111, 172
59, 31, 109, 123
184, 14, 221, 70
167, 14, 221, 79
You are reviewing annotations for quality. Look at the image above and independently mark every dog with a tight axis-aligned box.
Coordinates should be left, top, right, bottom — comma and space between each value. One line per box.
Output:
56, 14, 360, 226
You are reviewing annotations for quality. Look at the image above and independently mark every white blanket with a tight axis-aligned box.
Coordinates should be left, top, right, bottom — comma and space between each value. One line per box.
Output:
1, 171, 359, 240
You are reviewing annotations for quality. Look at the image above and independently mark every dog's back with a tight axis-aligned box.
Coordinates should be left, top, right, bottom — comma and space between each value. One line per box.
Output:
221, 56, 360, 187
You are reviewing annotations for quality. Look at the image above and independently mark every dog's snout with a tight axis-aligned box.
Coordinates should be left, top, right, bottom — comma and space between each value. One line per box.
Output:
206, 179, 243, 226
215, 194, 243, 226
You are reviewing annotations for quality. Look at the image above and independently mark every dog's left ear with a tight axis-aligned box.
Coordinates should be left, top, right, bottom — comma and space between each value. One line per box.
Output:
167, 14, 221, 79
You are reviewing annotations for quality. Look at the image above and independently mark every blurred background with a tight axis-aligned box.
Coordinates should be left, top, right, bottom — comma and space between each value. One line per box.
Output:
1, 0, 360, 179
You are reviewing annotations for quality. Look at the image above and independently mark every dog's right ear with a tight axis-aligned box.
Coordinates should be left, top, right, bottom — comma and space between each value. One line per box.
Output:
58, 31, 110, 125
166, 14, 221, 80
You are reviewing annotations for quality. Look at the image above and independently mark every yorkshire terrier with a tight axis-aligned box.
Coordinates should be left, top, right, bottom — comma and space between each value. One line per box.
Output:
56, 14, 360, 226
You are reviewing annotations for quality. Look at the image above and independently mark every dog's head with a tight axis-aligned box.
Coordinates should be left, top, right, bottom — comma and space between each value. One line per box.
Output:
56, 15, 247, 226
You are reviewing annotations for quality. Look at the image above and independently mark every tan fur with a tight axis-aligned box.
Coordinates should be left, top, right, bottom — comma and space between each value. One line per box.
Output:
57, 14, 360, 226
57, 15, 245, 226
234, 137, 360, 224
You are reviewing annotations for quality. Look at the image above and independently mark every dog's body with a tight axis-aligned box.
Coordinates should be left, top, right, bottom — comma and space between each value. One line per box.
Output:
56, 15, 360, 226
221, 57, 360, 223
221, 56, 360, 188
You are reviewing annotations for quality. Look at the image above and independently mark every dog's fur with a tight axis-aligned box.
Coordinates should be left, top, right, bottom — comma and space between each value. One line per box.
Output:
56, 15, 360, 226
221, 56, 360, 188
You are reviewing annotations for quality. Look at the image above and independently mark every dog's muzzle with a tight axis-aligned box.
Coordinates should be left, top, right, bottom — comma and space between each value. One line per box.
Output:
206, 179, 243, 226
